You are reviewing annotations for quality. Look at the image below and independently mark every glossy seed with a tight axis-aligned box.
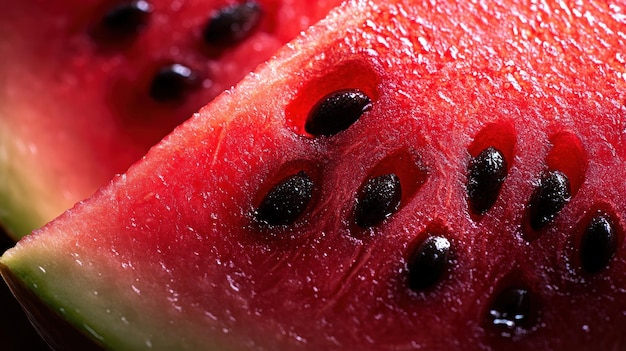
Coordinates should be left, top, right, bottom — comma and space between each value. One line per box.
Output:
305, 89, 372, 137
149, 64, 200, 102
467, 146, 508, 215
487, 287, 535, 332
99, 0, 152, 37
354, 173, 401, 228
580, 213, 617, 274
255, 171, 314, 226
203, 1, 262, 46
527, 170, 571, 231
407, 235, 451, 291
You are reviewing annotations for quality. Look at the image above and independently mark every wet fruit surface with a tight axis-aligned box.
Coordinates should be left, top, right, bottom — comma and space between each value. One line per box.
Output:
0, 0, 343, 349
0, 0, 343, 239
1, 0, 626, 350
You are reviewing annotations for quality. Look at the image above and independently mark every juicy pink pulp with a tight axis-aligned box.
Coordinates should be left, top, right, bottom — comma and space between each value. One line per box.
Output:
2, 0, 626, 350
0, 0, 341, 238
0, 0, 341, 349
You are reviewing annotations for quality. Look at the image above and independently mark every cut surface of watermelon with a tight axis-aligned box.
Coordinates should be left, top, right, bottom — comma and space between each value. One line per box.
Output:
0, 0, 340, 239
3, 0, 626, 349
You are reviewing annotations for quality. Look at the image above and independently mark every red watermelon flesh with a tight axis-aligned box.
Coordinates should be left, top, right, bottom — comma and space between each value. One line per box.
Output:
0, 0, 341, 239
3, 0, 626, 349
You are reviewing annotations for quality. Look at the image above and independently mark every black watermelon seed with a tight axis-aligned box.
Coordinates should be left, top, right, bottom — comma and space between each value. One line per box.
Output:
527, 170, 571, 231
149, 64, 200, 102
407, 235, 451, 291
98, 0, 152, 38
305, 89, 372, 137
354, 173, 402, 228
580, 213, 617, 274
255, 171, 314, 226
467, 146, 508, 215
203, 1, 263, 47
487, 287, 536, 332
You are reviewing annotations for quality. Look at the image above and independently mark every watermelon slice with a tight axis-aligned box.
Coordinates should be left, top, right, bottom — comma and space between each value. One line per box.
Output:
0, 0, 341, 239
3, 0, 626, 349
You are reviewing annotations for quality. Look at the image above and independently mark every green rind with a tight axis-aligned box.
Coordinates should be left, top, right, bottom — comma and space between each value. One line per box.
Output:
0, 262, 104, 351
0, 82, 42, 237
1, 236, 238, 351
0, 103, 108, 240
0, 29, 45, 239
3, 0, 626, 349
0, 149, 51, 240
0, 106, 76, 240
0, 0, 345, 242
0, 260, 51, 350
0, 1, 361, 347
